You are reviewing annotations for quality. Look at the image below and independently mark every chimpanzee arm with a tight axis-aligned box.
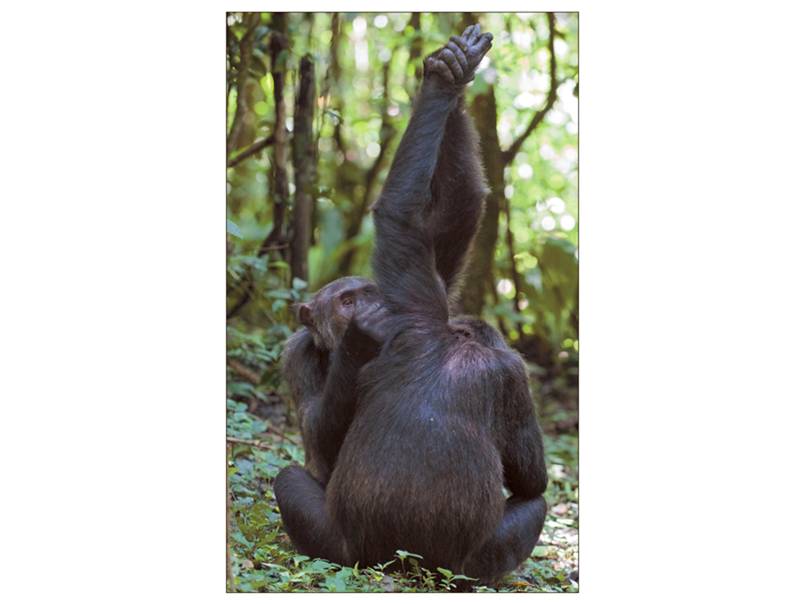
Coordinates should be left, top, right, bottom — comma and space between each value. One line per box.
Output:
312, 314, 384, 480
429, 98, 488, 300
282, 328, 328, 406
371, 78, 456, 321
281, 329, 330, 483
283, 333, 367, 484
283, 303, 390, 483
496, 356, 549, 498
372, 26, 492, 320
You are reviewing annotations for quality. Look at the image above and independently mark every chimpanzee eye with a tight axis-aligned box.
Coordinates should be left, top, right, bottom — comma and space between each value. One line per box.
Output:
340, 293, 354, 306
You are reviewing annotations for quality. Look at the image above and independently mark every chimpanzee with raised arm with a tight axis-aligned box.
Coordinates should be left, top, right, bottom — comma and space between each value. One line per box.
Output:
275, 25, 548, 584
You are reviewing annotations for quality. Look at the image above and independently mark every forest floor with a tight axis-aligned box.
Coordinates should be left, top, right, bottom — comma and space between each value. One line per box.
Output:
226, 379, 578, 593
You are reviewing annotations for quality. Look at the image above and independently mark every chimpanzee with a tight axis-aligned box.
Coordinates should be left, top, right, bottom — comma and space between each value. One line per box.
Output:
275, 25, 548, 584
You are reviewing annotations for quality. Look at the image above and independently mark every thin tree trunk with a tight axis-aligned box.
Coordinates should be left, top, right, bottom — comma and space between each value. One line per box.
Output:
502, 194, 525, 340
291, 55, 317, 284
263, 12, 290, 257
407, 13, 423, 100
336, 50, 397, 276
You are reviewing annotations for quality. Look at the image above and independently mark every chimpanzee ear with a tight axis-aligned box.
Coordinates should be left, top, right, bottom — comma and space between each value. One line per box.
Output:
296, 303, 314, 328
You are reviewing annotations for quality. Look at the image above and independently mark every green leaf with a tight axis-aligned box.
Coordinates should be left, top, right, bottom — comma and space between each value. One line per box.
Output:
305, 559, 336, 573
226, 219, 242, 238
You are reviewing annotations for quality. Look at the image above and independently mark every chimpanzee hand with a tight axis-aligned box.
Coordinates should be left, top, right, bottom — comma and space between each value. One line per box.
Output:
424, 24, 493, 89
343, 299, 393, 363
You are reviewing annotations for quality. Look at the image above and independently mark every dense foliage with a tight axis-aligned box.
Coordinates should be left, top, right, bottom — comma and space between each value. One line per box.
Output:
226, 11, 578, 593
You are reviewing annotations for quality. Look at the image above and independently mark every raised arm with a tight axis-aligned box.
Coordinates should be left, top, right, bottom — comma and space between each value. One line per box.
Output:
372, 25, 493, 320
429, 92, 489, 302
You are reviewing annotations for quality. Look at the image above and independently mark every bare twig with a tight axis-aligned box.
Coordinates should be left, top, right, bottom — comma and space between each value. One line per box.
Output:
226, 436, 275, 450
501, 12, 559, 166
260, 423, 298, 442
227, 423, 296, 447
226, 359, 261, 384
227, 135, 274, 168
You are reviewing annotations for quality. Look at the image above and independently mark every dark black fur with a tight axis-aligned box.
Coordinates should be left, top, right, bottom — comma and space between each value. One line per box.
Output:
276, 26, 548, 584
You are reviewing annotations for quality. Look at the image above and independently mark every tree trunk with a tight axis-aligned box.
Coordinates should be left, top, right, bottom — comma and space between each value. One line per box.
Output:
262, 12, 289, 258
502, 194, 525, 340
290, 55, 316, 284
407, 13, 423, 100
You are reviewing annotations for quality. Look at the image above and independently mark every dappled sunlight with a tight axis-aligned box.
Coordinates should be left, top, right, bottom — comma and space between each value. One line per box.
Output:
497, 278, 514, 296
547, 196, 565, 213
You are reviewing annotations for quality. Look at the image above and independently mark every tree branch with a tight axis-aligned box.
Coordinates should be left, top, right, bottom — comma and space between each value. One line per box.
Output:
501, 12, 558, 166
226, 423, 295, 447
227, 136, 274, 168
226, 359, 261, 384
226, 436, 274, 450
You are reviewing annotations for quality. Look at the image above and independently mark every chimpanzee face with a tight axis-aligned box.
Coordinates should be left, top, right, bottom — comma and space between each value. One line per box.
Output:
296, 276, 381, 350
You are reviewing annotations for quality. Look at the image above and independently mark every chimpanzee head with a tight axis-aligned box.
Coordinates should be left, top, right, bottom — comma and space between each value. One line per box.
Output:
295, 276, 381, 350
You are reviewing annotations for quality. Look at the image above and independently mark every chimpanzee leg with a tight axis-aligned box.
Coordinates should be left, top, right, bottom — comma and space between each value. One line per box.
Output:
462, 495, 547, 583
274, 465, 349, 564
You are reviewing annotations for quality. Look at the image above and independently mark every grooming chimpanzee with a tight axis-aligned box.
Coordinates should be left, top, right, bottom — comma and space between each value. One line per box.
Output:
276, 25, 548, 584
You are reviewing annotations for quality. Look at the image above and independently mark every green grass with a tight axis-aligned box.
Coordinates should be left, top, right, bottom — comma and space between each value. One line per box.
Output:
226, 395, 578, 593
